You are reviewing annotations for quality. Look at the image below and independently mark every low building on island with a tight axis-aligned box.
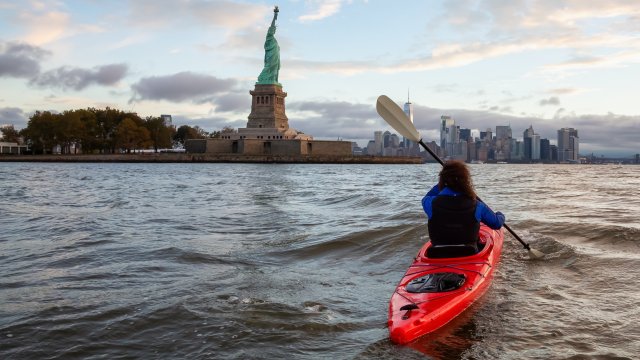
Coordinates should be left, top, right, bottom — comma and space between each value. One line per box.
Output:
0, 142, 27, 155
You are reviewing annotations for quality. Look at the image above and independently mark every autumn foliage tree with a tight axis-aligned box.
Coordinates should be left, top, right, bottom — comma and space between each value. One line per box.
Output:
145, 116, 175, 152
0, 125, 21, 143
116, 118, 150, 153
19, 107, 176, 154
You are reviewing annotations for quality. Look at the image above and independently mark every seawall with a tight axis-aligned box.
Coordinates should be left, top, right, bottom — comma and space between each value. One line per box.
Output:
0, 153, 423, 164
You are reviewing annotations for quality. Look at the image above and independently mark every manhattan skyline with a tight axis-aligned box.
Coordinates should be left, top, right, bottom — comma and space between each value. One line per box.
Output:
1, 1, 639, 156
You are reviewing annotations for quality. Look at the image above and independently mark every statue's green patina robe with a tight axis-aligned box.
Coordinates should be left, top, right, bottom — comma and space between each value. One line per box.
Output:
257, 7, 281, 86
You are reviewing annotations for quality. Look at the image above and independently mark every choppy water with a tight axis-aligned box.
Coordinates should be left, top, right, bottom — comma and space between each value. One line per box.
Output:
1, 163, 639, 359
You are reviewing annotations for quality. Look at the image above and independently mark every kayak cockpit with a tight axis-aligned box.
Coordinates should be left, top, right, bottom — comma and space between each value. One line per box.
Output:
419, 225, 496, 262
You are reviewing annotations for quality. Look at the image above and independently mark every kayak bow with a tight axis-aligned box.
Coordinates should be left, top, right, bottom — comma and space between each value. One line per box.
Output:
388, 224, 504, 344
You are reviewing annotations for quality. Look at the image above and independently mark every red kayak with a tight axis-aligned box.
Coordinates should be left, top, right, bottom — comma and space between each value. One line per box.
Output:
388, 223, 504, 345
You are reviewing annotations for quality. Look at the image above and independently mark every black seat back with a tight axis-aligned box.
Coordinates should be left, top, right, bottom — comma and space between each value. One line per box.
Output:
426, 244, 477, 258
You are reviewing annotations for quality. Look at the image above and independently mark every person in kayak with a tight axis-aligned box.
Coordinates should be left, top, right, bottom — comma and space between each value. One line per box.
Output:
422, 160, 505, 257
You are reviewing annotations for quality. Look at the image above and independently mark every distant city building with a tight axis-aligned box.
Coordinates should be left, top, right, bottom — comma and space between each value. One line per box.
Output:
483, 128, 493, 142
494, 125, 512, 161
366, 140, 376, 155
557, 128, 579, 162
160, 114, 172, 125
440, 115, 454, 154
440, 115, 467, 160
351, 142, 363, 155
383, 131, 392, 148
374, 131, 383, 155
459, 128, 471, 142
402, 94, 417, 153
550, 145, 558, 161
509, 139, 522, 160
540, 138, 550, 161
496, 125, 512, 140
522, 125, 540, 161
531, 133, 540, 160
363, 102, 583, 163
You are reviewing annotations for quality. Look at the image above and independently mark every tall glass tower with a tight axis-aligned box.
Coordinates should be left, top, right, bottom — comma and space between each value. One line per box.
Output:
403, 91, 414, 151
557, 128, 579, 162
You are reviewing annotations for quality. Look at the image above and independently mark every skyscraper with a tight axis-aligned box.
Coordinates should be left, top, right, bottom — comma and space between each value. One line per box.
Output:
531, 133, 540, 160
374, 131, 383, 155
440, 115, 454, 155
496, 125, 512, 140
495, 125, 512, 161
403, 91, 414, 150
403, 91, 413, 124
459, 128, 472, 142
540, 138, 550, 161
557, 128, 579, 162
523, 125, 539, 161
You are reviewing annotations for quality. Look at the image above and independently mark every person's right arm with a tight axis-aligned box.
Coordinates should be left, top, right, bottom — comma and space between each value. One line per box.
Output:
421, 184, 440, 219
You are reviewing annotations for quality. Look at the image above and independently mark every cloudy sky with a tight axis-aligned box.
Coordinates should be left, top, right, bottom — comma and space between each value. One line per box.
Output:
1, 0, 639, 156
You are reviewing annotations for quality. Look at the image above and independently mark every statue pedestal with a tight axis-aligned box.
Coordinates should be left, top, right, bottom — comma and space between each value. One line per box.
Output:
246, 84, 289, 131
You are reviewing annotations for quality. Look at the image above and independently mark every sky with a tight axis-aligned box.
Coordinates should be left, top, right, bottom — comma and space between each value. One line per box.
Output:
1, 0, 639, 157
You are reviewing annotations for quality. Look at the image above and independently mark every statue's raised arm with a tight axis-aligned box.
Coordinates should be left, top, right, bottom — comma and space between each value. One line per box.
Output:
257, 6, 281, 86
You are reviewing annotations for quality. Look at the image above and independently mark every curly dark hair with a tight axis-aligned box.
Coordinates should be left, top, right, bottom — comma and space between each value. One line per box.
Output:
438, 160, 477, 200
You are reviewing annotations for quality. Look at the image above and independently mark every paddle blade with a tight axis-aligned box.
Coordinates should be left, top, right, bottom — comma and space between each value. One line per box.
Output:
376, 95, 421, 142
528, 247, 545, 260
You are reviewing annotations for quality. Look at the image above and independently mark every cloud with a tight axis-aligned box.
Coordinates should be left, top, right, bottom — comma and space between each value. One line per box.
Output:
0, 107, 28, 127
170, 114, 246, 133
539, 97, 561, 106
289, 100, 376, 120
311, 0, 638, 76
299, 0, 344, 22
548, 88, 581, 95
127, 0, 269, 30
29, 63, 128, 91
0, 41, 50, 78
19, 10, 70, 45
130, 72, 238, 103
286, 100, 380, 139
212, 93, 250, 112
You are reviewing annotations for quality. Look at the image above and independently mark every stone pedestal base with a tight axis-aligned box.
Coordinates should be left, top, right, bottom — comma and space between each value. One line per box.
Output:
246, 84, 289, 130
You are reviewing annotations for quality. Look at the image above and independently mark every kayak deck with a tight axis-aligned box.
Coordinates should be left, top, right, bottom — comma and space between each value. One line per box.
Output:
388, 224, 504, 345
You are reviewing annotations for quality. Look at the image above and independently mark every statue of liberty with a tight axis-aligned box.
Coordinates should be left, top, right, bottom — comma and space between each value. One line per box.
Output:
257, 6, 281, 86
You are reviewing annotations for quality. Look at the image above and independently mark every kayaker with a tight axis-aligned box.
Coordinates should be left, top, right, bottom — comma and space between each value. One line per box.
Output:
422, 160, 505, 256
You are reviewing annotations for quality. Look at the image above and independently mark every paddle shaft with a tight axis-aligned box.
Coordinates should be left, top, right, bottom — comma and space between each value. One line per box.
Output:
417, 140, 533, 251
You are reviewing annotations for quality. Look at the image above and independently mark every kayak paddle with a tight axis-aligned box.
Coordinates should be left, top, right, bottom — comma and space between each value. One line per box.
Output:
375, 95, 544, 259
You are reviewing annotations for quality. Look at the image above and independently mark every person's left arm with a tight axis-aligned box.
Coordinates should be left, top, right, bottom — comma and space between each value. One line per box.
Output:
476, 201, 505, 229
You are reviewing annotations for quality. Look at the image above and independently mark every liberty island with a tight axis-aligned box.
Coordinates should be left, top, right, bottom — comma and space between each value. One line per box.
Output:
183, 7, 419, 164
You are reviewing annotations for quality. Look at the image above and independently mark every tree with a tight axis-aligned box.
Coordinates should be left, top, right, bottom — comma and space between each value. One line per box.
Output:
116, 117, 150, 153
211, 126, 236, 139
94, 107, 120, 153
75, 108, 99, 154
1, 125, 21, 143
173, 125, 207, 147
57, 110, 86, 154
22, 111, 58, 154
145, 116, 175, 152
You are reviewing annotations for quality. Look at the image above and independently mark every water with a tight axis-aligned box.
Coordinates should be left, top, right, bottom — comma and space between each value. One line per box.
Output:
1, 163, 639, 359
